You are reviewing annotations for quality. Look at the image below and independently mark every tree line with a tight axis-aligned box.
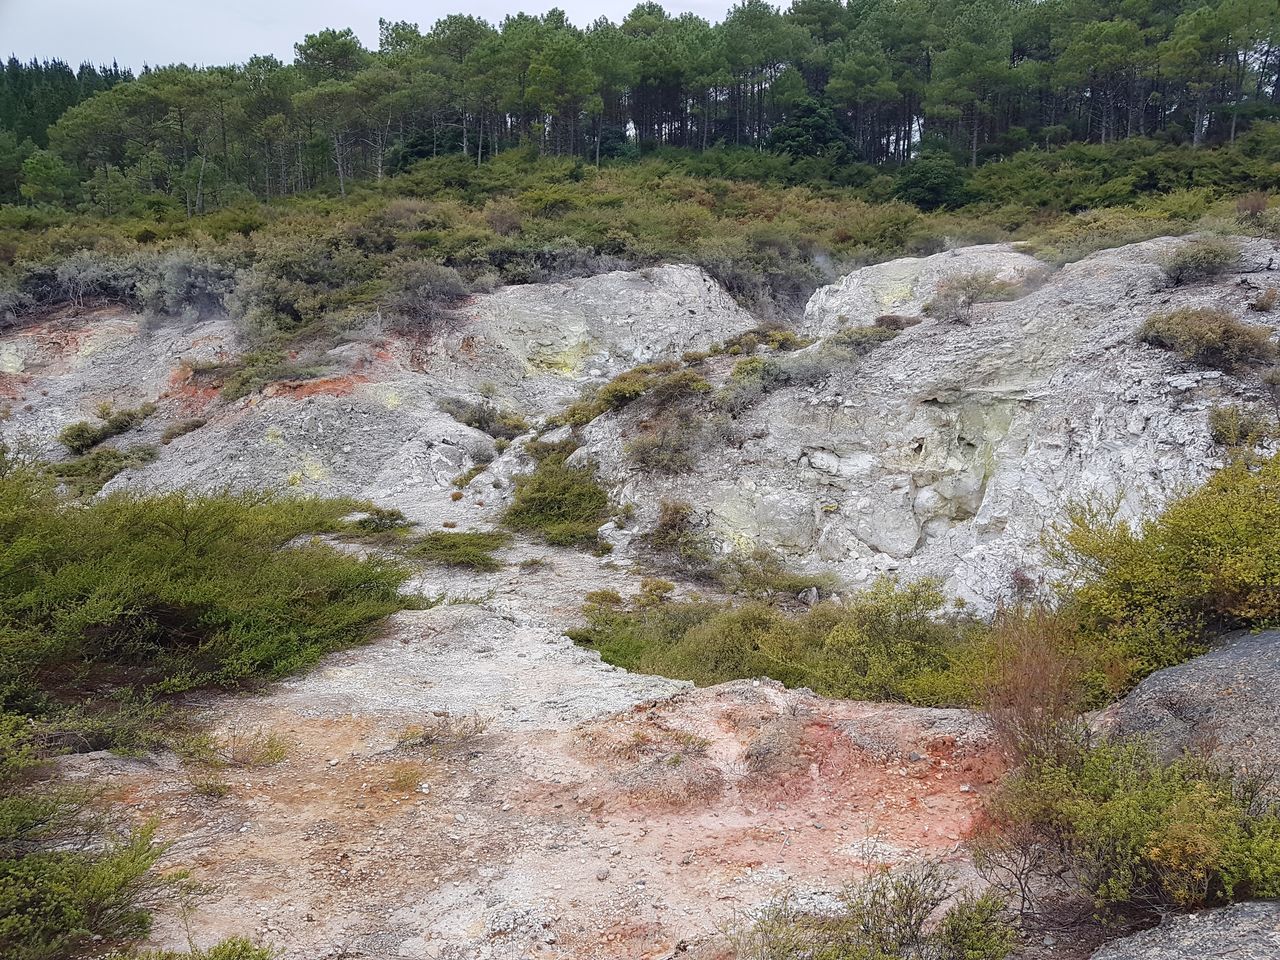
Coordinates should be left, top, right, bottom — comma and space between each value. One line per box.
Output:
3, 0, 1278, 214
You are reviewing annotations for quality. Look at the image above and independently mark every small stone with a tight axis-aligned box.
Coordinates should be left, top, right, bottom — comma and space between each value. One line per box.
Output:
596, 868, 610, 881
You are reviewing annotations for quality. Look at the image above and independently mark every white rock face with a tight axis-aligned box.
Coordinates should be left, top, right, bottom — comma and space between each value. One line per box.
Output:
584, 236, 1280, 608
0, 264, 756, 525
801, 243, 1046, 336
471, 264, 755, 375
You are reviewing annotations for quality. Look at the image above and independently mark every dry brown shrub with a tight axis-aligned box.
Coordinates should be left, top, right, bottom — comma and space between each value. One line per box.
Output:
983, 605, 1087, 766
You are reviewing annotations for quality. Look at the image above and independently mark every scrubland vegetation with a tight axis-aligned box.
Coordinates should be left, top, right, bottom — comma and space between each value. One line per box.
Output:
0, 446, 412, 959
0, 135, 1277, 405
502, 438, 611, 547
3, 3, 1280, 953
729, 862, 1015, 960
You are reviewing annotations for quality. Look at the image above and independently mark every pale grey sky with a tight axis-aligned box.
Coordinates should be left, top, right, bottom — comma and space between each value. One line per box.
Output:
0, 0, 727, 70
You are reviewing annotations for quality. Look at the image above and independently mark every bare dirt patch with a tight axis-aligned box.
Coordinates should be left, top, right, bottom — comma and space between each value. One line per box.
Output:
59, 550, 997, 959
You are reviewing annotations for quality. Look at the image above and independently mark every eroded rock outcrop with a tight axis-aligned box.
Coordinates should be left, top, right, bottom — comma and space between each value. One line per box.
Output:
582, 236, 1279, 606
0, 264, 755, 523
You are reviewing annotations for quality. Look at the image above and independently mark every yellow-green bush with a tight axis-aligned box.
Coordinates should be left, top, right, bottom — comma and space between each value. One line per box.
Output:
502, 440, 610, 546
0, 455, 412, 960
1138, 307, 1277, 371
975, 740, 1280, 915
1054, 453, 1280, 697
411, 530, 511, 571
58, 402, 155, 454
727, 861, 1015, 960
570, 576, 984, 706
1157, 236, 1241, 286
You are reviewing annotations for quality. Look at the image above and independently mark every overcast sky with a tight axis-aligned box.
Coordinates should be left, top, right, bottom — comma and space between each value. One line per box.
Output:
0, 0, 727, 71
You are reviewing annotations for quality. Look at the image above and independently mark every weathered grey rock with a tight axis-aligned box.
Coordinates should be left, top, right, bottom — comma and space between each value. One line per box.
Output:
1090, 901, 1280, 960
801, 242, 1046, 336
472, 263, 755, 374
1105, 630, 1280, 775
0, 264, 754, 526
583, 235, 1280, 608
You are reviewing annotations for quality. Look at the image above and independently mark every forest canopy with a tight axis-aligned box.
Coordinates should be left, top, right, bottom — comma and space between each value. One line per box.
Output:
1, 0, 1278, 213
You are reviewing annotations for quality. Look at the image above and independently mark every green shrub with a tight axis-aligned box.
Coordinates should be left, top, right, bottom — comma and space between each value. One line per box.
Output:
438, 397, 528, 440
639, 499, 718, 575
117, 936, 276, 960
721, 326, 812, 354
0, 824, 169, 960
411, 530, 511, 571
59, 403, 156, 454
51, 445, 157, 497
0, 463, 411, 960
1157, 237, 1241, 285
571, 576, 983, 705
208, 352, 326, 401
1138, 308, 1277, 371
1053, 453, 1280, 697
624, 417, 702, 473
555, 364, 697, 427
503, 441, 610, 546
825, 324, 900, 357
923, 271, 1020, 322
159, 418, 206, 444
727, 861, 1014, 960
975, 740, 1280, 915
1207, 404, 1273, 447
1021, 208, 1177, 265
0, 469, 410, 718
350, 506, 410, 533
597, 368, 657, 409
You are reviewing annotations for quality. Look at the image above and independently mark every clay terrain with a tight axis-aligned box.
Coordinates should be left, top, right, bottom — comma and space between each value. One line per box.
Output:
60, 548, 999, 960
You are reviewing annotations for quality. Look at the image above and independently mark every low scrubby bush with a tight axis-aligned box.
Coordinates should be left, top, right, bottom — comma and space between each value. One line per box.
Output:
974, 740, 1280, 916
59, 403, 156, 454
624, 417, 703, 473
411, 530, 512, 571
0, 463, 409, 721
557, 364, 707, 426
438, 397, 528, 440
1207, 404, 1273, 447
122, 937, 276, 960
0, 822, 170, 960
1138, 308, 1277, 371
0, 459, 409, 960
1021, 208, 1180, 264
727, 861, 1015, 960
639, 499, 719, 575
503, 440, 610, 546
160, 418, 206, 444
1157, 236, 1241, 285
923, 271, 1021, 322
379, 260, 470, 327
209, 351, 326, 400
1052, 452, 1280, 698
51, 444, 157, 496
571, 576, 983, 705
1250, 286, 1278, 313
825, 325, 900, 357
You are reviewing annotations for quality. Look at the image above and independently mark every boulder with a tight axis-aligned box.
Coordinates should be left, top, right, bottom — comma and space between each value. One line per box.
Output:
1106, 630, 1280, 775
1091, 901, 1280, 960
